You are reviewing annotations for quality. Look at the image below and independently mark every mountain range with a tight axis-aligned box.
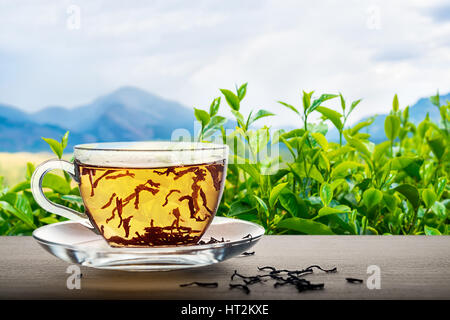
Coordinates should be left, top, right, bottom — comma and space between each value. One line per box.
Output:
0, 87, 196, 151
0, 86, 448, 151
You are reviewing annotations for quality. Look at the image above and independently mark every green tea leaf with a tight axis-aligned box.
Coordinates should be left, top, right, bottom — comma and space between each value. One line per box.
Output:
318, 152, 330, 172
280, 136, 297, 159
436, 177, 447, 199
355, 178, 371, 191
361, 216, 368, 234
0, 192, 16, 205
203, 116, 227, 138
61, 131, 69, 150
327, 145, 354, 160
289, 162, 324, 183
277, 217, 335, 235
440, 105, 448, 121
339, 93, 346, 112
279, 191, 309, 218
237, 83, 248, 101
353, 133, 371, 140
382, 193, 398, 213
424, 225, 441, 235
331, 178, 346, 191
61, 195, 84, 206
209, 97, 221, 117
427, 136, 446, 160
363, 188, 383, 209
42, 173, 71, 194
417, 119, 430, 138
350, 99, 362, 113
9, 181, 30, 193
344, 133, 371, 158
394, 184, 420, 210
281, 129, 306, 140
390, 157, 417, 170
311, 132, 328, 150
308, 94, 338, 113
247, 127, 270, 154
0, 200, 35, 228
253, 195, 269, 214
39, 217, 60, 225
320, 182, 333, 206
403, 106, 410, 122
194, 108, 210, 128
220, 89, 240, 111
422, 189, 437, 209
15, 194, 33, 219
26, 162, 35, 180
430, 91, 440, 107
392, 94, 399, 112
315, 106, 343, 131
42, 137, 63, 159
278, 101, 300, 115
316, 206, 345, 219
431, 202, 446, 219
351, 118, 375, 135
248, 109, 275, 126
302, 90, 313, 112
373, 141, 391, 162
308, 165, 324, 184
384, 115, 401, 141
237, 163, 261, 184
288, 134, 310, 153
269, 182, 288, 208
270, 168, 290, 184
327, 213, 356, 235
388, 157, 423, 180
228, 200, 257, 217
231, 110, 245, 128
331, 161, 364, 179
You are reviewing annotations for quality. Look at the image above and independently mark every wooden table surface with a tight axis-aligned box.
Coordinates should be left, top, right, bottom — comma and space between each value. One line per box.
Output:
0, 236, 449, 300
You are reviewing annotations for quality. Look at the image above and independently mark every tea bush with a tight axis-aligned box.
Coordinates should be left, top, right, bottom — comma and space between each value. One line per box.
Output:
196, 84, 449, 235
0, 132, 84, 235
0, 85, 448, 235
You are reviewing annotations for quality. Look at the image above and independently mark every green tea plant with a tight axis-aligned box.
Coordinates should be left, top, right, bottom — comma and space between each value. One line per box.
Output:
0, 133, 84, 235
194, 85, 449, 235
0, 85, 448, 235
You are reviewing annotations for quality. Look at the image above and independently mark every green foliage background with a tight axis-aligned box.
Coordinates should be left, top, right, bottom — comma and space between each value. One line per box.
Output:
0, 85, 448, 235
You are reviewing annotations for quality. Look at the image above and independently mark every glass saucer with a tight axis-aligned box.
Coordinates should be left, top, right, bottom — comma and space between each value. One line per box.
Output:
32, 217, 264, 271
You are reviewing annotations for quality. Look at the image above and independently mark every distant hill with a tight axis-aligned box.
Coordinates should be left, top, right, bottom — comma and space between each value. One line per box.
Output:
326, 92, 450, 143
0, 115, 91, 152
0, 87, 197, 152
0, 104, 31, 123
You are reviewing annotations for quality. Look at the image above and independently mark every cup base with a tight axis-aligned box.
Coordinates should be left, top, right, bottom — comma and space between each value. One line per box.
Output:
32, 217, 265, 271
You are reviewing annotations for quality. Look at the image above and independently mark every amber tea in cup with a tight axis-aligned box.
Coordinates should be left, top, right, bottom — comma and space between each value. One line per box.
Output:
31, 142, 228, 247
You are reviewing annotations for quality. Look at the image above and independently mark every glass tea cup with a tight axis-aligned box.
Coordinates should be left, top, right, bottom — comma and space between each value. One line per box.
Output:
31, 141, 228, 247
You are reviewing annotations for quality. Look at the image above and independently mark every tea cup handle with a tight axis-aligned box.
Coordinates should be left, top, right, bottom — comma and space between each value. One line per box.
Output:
31, 159, 93, 229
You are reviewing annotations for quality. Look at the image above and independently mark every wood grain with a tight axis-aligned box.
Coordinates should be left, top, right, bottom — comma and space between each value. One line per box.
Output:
0, 236, 449, 299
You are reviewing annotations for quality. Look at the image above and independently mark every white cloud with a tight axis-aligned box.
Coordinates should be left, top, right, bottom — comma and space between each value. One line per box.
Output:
0, 0, 449, 127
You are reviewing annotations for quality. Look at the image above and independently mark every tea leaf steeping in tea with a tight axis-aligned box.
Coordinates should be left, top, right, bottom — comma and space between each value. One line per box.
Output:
78, 161, 226, 247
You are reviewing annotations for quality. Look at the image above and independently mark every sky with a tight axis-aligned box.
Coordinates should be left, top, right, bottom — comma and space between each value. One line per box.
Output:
0, 0, 449, 127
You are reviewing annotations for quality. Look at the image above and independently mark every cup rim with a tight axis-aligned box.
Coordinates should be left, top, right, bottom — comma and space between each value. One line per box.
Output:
74, 141, 228, 152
